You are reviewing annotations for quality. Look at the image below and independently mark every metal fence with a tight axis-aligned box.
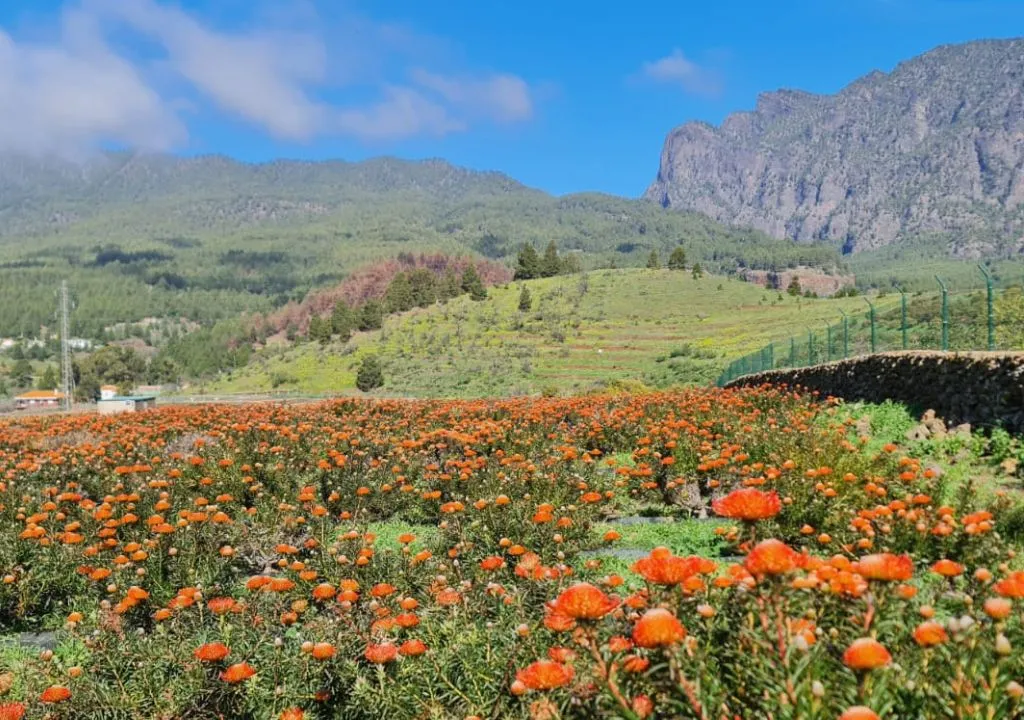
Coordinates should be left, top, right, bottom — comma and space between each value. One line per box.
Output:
716, 268, 1023, 386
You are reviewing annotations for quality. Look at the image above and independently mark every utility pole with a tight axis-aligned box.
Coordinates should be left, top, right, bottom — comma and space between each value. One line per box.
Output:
60, 280, 74, 412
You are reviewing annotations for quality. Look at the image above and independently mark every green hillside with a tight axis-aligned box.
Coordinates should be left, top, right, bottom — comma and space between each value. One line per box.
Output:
0, 153, 842, 340
201, 268, 898, 397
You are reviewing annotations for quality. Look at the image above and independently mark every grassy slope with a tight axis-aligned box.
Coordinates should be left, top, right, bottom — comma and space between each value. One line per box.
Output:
202, 268, 902, 397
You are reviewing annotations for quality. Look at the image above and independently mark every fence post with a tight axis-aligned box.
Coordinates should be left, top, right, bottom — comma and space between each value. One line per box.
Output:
894, 284, 908, 350
935, 275, 949, 351
839, 310, 849, 358
978, 264, 995, 350
826, 323, 832, 363
864, 298, 877, 353
767, 342, 774, 370
807, 329, 815, 365
790, 337, 796, 367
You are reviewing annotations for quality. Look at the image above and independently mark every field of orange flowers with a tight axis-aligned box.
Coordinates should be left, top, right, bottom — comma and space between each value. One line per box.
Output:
0, 387, 1021, 719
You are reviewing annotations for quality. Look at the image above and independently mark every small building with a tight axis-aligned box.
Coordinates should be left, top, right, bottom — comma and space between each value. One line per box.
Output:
15, 390, 65, 410
99, 385, 118, 400
96, 395, 157, 415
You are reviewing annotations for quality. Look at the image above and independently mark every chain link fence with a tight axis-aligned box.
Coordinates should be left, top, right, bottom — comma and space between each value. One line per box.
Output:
717, 268, 1024, 386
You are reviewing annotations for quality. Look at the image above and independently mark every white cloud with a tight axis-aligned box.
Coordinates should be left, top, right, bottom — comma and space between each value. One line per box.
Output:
336, 86, 465, 141
0, 9, 182, 156
90, 0, 329, 140
0, 0, 536, 154
411, 69, 533, 123
640, 49, 722, 97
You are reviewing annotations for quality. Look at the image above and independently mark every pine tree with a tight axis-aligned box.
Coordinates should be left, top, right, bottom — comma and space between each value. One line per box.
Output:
440, 268, 462, 301
646, 250, 660, 269
540, 241, 560, 277
518, 285, 532, 312
407, 268, 438, 308
515, 244, 541, 280
358, 301, 384, 331
355, 355, 384, 392
308, 316, 331, 345
37, 364, 58, 390
461, 265, 487, 301
787, 277, 802, 296
691, 263, 704, 279
668, 246, 687, 270
384, 273, 414, 314
330, 302, 355, 341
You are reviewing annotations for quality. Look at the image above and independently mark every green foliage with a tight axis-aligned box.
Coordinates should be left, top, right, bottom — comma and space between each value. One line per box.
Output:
9, 358, 32, 388
36, 364, 58, 390
646, 249, 660, 269
540, 241, 561, 278
355, 355, 385, 392
517, 285, 532, 312
787, 276, 802, 296
75, 345, 146, 399
691, 262, 704, 279
514, 244, 540, 280
461, 265, 487, 301
330, 302, 355, 341
358, 301, 384, 331
667, 246, 687, 270
308, 315, 332, 345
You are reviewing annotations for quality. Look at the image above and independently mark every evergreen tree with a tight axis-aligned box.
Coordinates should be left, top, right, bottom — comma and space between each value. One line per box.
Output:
668, 246, 687, 270
358, 301, 384, 331
11, 358, 32, 388
461, 265, 488, 301
439, 268, 462, 301
330, 301, 355, 341
560, 253, 582, 274
37, 364, 58, 390
518, 285, 532, 312
384, 273, 415, 314
540, 241, 560, 278
691, 263, 704, 279
787, 277, 802, 296
309, 316, 332, 345
407, 268, 438, 308
355, 355, 385, 392
515, 244, 541, 280
646, 250, 661, 269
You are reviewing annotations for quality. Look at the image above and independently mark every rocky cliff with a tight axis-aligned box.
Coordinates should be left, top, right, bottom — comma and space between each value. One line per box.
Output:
645, 39, 1024, 256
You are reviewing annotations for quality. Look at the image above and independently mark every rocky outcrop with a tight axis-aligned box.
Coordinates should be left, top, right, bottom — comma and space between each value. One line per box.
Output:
646, 39, 1024, 257
741, 267, 855, 297
725, 351, 1024, 432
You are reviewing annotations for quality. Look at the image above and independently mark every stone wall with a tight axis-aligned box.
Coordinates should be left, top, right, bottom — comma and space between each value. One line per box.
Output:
725, 351, 1024, 432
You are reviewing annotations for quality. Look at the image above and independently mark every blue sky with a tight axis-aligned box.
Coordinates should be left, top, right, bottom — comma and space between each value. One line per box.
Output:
0, 0, 1021, 196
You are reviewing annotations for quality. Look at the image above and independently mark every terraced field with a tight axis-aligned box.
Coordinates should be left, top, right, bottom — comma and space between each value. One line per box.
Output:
203, 269, 898, 397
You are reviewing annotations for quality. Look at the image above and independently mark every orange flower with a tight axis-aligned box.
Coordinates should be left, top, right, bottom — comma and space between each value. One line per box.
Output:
279, 709, 305, 720
993, 571, 1024, 598
632, 608, 686, 648
480, 556, 506, 571
220, 662, 256, 683
839, 708, 880, 720
744, 539, 802, 576
311, 583, 337, 601
547, 583, 619, 620
543, 612, 576, 632
207, 597, 236, 615
311, 642, 336, 661
399, 639, 427, 656
194, 642, 230, 663
365, 643, 399, 664
631, 548, 703, 585
712, 488, 781, 520
912, 621, 948, 647
842, 638, 891, 671
371, 583, 397, 598
853, 553, 913, 582
0, 703, 25, 720
515, 660, 575, 690
39, 686, 72, 704
931, 559, 964, 577
984, 597, 1013, 620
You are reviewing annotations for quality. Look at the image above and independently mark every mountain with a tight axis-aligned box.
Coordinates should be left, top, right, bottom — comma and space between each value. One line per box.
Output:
0, 152, 839, 340
645, 39, 1024, 257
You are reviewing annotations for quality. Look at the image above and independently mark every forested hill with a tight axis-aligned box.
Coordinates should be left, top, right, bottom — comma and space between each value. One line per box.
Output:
0, 152, 840, 339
